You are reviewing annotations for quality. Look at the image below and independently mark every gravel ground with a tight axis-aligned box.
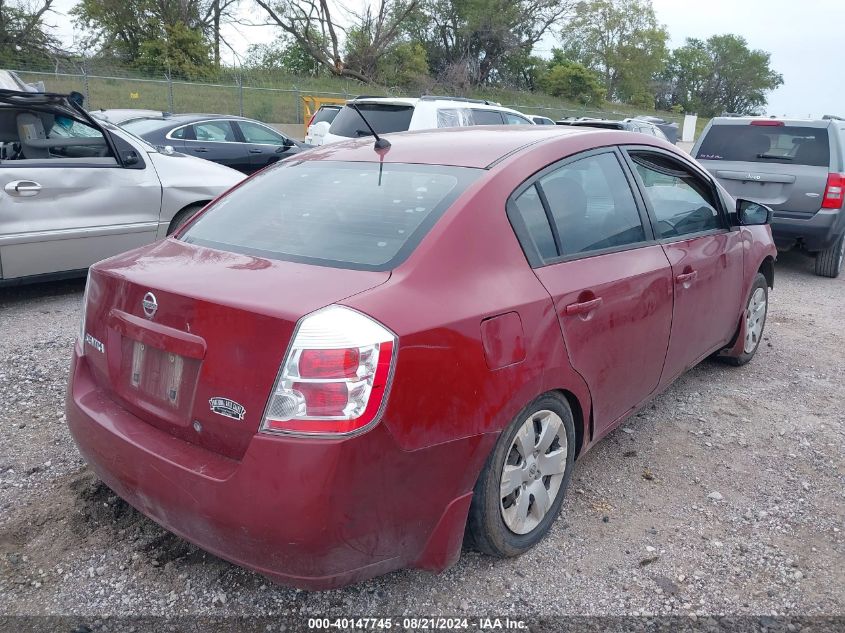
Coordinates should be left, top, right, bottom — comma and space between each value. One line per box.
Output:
0, 250, 843, 621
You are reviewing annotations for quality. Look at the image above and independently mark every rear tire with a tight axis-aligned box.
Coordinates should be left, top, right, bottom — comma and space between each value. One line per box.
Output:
814, 234, 844, 278
167, 203, 205, 235
467, 393, 575, 558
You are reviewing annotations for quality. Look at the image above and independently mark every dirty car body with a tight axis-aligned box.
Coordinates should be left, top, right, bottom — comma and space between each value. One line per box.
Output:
0, 90, 244, 285
66, 127, 777, 589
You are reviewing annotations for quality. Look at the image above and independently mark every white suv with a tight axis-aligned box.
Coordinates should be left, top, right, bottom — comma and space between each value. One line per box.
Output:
319, 96, 534, 145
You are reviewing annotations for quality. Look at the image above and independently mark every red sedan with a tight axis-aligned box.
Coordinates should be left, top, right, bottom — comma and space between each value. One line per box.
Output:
66, 126, 777, 589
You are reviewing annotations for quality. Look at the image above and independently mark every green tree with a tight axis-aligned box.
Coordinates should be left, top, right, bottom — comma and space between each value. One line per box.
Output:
662, 35, 783, 116
71, 0, 230, 74
245, 37, 323, 76
375, 41, 430, 89
540, 60, 604, 105
0, 0, 63, 65
559, 0, 668, 103
408, 0, 575, 87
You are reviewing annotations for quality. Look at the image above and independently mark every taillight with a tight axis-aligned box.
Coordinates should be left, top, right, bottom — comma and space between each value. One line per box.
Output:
822, 173, 845, 209
306, 112, 317, 128
78, 271, 91, 349
260, 305, 397, 436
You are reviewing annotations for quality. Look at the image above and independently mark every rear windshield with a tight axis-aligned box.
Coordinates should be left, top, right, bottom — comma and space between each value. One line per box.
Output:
328, 104, 414, 138
312, 107, 340, 125
696, 125, 830, 166
180, 161, 480, 271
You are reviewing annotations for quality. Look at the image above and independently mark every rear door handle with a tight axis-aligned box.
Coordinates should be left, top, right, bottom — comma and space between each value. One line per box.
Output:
564, 297, 603, 316
4, 180, 42, 197
675, 271, 698, 284
193, 147, 209, 153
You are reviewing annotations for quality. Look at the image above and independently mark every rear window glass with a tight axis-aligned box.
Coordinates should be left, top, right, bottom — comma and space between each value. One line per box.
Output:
122, 118, 171, 136
180, 161, 480, 271
328, 104, 414, 138
696, 125, 830, 166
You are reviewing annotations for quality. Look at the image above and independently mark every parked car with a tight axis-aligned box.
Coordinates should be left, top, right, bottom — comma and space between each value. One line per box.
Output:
304, 104, 341, 146
530, 115, 557, 126
693, 117, 845, 277
116, 113, 309, 175
557, 117, 670, 142
320, 96, 535, 145
0, 89, 244, 286
633, 115, 679, 144
67, 126, 776, 590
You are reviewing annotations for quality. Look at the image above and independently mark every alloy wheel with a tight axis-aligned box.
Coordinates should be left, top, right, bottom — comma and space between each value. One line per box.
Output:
744, 287, 767, 354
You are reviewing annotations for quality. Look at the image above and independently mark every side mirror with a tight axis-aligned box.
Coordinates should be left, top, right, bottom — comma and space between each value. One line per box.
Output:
283, 137, 295, 148
736, 199, 772, 226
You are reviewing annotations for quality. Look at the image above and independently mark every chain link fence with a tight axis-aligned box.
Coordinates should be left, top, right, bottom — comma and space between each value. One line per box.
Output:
5, 56, 683, 129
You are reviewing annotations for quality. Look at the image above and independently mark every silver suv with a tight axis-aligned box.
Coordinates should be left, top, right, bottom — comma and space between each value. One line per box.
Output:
693, 117, 845, 277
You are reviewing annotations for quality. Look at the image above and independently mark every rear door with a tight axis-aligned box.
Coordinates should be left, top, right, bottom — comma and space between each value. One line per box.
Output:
509, 148, 673, 437
0, 114, 161, 281
694, 121, 832, 214
624, 148, 745, 385
182, 120, 249, 173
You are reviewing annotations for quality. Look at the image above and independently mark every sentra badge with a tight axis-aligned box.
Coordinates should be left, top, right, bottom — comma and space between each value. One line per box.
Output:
209, 397, 246, 421
84, 333, 105, 353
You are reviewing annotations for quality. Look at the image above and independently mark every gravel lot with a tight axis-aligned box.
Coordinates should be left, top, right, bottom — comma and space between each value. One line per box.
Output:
0, 250, 843, 622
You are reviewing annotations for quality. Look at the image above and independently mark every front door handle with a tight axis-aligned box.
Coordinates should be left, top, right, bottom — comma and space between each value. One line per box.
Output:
564, 297, 603, 316
248, 149, 263, 154
675, 271, 698, 285
4, 180, 42, 197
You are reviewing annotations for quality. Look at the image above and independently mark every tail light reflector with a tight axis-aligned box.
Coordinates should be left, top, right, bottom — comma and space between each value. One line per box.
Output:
261, 306, 397, 436
822, 173, 845, 209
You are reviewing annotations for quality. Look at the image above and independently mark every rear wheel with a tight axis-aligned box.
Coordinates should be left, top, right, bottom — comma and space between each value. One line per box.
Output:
467, 393, 575, 557
814, 234, 844, 278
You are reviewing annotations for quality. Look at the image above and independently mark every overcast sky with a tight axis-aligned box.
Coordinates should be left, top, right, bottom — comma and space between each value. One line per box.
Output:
45, 0, 842, 118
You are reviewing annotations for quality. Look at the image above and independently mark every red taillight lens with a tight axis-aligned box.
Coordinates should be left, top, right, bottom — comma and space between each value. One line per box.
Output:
261, 306, 397, 436
822, 173, 845, 209
750, 120, 784, 126
299, 348, 360, 378
306, 112, 317, 128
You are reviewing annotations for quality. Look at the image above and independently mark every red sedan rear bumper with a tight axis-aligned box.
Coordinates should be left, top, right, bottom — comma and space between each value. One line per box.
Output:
66, 347, 494, 590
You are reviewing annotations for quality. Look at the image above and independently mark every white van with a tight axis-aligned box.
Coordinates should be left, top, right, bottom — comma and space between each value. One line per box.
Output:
319, 96, 535, 145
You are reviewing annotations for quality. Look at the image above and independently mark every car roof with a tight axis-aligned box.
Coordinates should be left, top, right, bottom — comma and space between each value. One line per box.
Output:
344, 96, 528, 116
299, 125, 617, 168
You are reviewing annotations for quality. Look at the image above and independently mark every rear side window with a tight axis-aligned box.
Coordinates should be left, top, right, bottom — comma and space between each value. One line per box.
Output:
512, 185, 557, 260
696, 124, 830, 167
181, 161, 480, 271
328, 104, 414, 138
194, 121, 236, 142
471, 110, 505, 125
539, 152, 646, 255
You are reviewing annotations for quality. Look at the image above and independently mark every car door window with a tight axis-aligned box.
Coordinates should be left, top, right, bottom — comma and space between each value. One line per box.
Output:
238, 121, 288, 146
512, 185, 558, 261
193, 121, 236, 142
504, 113, 531, 125
470, 109, 505, 125
630, 152, 723, 239
538, 152, 647, 256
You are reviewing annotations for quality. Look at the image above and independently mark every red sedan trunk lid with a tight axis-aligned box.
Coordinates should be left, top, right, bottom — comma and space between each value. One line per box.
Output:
82, 239, 390, 460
